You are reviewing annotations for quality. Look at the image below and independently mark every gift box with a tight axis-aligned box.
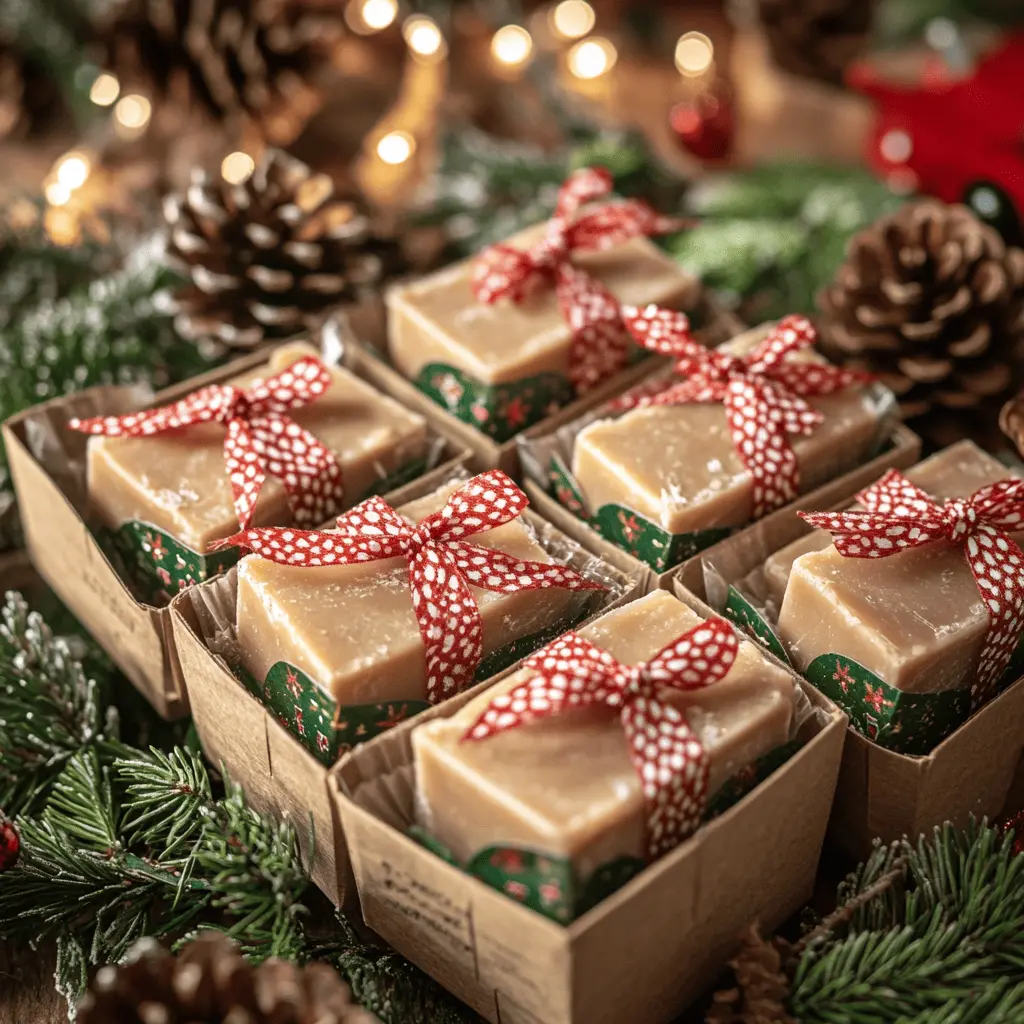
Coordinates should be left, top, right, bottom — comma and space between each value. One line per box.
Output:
381, 167, 727, 474
519, 314, 920, 588
332, 589, 845, 1024
676, 440, 1024, 858
171, 468, 640, 903
3, 344, 470, 717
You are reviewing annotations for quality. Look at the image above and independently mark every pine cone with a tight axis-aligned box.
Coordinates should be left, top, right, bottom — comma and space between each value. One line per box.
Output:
95, 0, 346, 144
817, 199, 1024, 437
77, 932, 380, 1024
706, 925, 795, 1024
166, 149, 401, 348
757, 0, 873, 84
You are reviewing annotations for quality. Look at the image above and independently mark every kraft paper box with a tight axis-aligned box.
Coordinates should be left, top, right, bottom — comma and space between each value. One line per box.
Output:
675, 440, 1024, 860
351, 288, 742, 476
3, 346, 470, 718
331, 590, 845, 1024
171, 470, 642, 906
521, 423, 922, 595
516, 321, 912, 581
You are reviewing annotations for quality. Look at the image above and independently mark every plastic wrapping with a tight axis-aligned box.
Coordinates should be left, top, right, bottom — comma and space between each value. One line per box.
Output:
519, 324, 900, 574
408, 588, 816, 924
701, 442, 1024, 755
18, 337, 459, 608
180, 467, 640, 767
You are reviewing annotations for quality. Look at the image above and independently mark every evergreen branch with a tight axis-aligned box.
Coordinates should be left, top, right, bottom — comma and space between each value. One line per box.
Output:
45, 748, 119, 852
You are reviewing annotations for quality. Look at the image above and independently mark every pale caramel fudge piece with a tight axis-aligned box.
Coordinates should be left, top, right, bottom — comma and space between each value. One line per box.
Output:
387, 226, 697, 386
413, 591, 795, 875
236, 482, 582, 705
573, 332, 882, 534
762, 441, 1012, 609
777, 444, 1020, 693
87, 343, 428, 552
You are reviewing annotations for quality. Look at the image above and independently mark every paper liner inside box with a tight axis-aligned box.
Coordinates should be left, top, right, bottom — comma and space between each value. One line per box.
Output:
697, 442, 1024, 757
16, 342, 459, 609
517, 324, 900, 575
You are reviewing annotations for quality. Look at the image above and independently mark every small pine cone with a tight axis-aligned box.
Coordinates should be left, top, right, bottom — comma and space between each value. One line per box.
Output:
166, 149, 402, 349
95, 0, 346, 144
77, 932, 380, 1024
1000, 390, 1024, 455
757, 0, 874, 84
706, 925, 795, 1024
817, 199, 1024, 435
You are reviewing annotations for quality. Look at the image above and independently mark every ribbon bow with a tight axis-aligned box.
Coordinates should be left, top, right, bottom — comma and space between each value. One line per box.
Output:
463, 616, 739, 859
70, 356, 345, 533
800, 468, 1024, 705
619, 308, 870, 518
224, 470, 604, 704
471, 166, 680, 394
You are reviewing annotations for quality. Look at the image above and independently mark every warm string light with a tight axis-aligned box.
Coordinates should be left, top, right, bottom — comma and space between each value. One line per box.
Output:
89, 72, 120, 106
45, 151, 92, 208
550, 0, 595, 40
113, 94, 152, 138
491, 25, 533, 69
674, 31, 714, 77
346, 0, 397, 34
567, 37, 616, 79
377, 131, 416, 165
222, 151, 256, 185
403, 15, 447, 61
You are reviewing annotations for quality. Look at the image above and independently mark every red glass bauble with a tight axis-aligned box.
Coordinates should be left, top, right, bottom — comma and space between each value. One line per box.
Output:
670, 82, 735, 161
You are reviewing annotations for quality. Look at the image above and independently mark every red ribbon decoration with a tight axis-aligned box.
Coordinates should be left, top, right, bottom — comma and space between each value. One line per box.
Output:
70, 356, 345, 533
800, 468, 1024, 706
618, 309, 870, 519
222, 470, 604, 704
463, 616, 739, 859
471, 166, 680, 394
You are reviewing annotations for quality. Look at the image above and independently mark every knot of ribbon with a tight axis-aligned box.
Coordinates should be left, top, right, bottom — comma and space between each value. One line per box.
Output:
800, 468, 1024, 705
223, 470, 604, 704
471, 166, 680, 394
462, 616, 739, 859
618, 308, 870, 518
70, 356, 345, 533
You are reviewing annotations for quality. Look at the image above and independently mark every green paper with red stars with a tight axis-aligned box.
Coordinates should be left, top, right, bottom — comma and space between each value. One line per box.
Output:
720, 583, 1024, 756
97, 457, 428, 605
409, 738, 802, 923
548, 456, 732, 573
237, 604, 600, 767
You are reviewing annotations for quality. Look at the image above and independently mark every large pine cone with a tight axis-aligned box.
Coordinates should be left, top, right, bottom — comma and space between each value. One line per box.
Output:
817, 199, 1024, 434
166, 149, 401, 349
95, 0, 346, 144
757, 0, 874, 84
77, 932, 379, 1023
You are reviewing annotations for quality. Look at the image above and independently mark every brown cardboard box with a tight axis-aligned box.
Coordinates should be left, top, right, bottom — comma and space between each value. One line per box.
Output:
332, 590, 846, 1024
675, 439, 1024, 860
171, 472, 643, 906
3, 346, 470, 719
348, 291, 744, 476
522, 424, 922, 594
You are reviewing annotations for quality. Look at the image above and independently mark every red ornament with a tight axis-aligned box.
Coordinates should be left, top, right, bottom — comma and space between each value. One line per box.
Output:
617, 310, 870, 519
462, 617, 740, 859
669, 82, 735, 162
223, 470, 604, 704
471, 167, 681, 394
800, 469, 1024, 707
848, 32, 1024, 214
69, 355, 345, 531
1001, 810, 1024, 856
0, 816, 20, 872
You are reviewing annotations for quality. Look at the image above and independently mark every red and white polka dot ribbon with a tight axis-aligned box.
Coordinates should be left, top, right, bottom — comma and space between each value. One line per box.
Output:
462, 616, 739, 859
222, 470, 604, 704
471, 167, 681, 394
69, 356, 344, 532
619, 308, 870, 518
800, 468, 1024, 706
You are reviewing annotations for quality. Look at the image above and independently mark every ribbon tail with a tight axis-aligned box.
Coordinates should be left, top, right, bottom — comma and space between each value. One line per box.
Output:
622, 700, 709, 860
410, 545, 483, 704
558, 265, 632, 395
449, 541, 604, 593
965, 524, 1024, 706
225, 418, 267, 531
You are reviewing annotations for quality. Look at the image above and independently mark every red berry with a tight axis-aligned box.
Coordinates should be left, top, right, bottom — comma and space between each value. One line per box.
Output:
0, 817, 19, 872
